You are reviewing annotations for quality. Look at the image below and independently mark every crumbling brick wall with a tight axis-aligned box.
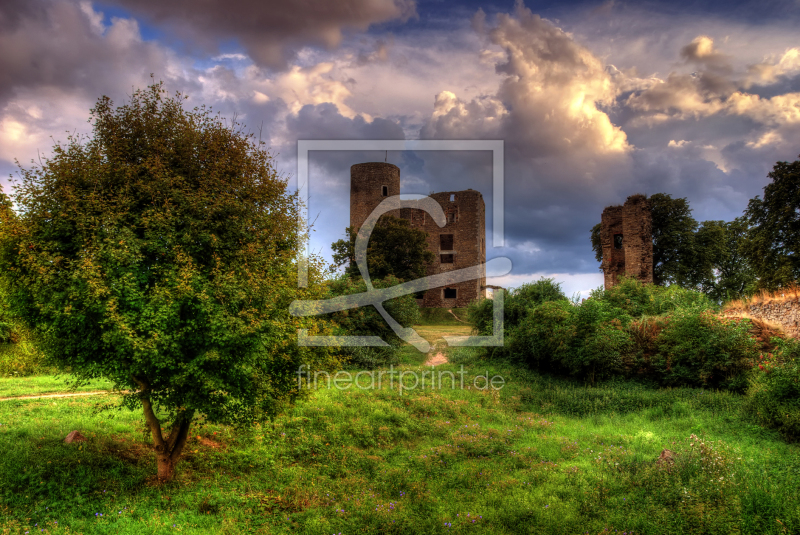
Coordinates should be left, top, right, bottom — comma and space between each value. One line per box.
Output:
601, 194, 653, 289
350, 162, 401, 233
350, 163, 486, 308
404, 190, 485, 308
723, 299, 800, 338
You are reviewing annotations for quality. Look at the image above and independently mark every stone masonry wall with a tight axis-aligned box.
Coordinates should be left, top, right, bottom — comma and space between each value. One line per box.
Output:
349, 162, 486, 308
600, 194, 653, 289
350, 162, 401, 233
723, 299, 800, 338
405, 190, 486, 308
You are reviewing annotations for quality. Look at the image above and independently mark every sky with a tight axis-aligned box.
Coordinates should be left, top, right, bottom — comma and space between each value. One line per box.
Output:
1, 0, 799, 298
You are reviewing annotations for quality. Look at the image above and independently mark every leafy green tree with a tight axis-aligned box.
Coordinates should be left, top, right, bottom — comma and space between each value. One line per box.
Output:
743, 156, 800, 290
696, 218, 757, 301
0, 82, 336, 481
331, 216, 434, 282
649, 193, 705, 287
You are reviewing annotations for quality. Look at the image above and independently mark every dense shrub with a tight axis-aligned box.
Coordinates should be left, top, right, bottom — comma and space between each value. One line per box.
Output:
595, 275, 716, 317
467, 294, 494, 336
744, 337, 800, 440
0, 294, 51, 376
324, 275, 419, 369
468, 277, 567, 336
490, 276, 760, 389
651, 310, 759, 391
0, 323, 51, 377
505, 277, 568, 327
510, 298, 632, 383
0, 321, 14, 344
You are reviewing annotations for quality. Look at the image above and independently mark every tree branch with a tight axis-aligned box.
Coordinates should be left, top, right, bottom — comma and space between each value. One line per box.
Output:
168, 411, 194, 463
132, 375, 165, 451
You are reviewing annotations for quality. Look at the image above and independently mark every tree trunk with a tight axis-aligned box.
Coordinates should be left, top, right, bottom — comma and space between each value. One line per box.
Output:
133, 376, 194, 482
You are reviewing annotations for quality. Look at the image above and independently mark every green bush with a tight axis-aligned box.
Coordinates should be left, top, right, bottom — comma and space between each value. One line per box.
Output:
469, 277, 567, 337
0, 323, 51, 377
595, 275, 716, 317
744, 338, 800, 440
510, 298, 632, 383
324, 275, 419, 369
490, 277, 758, 390
652, 310, 759, 391
0, 321, 14, 344
0, 293, 51, 376
505, 277, 568, 328
467, 295, 494, 336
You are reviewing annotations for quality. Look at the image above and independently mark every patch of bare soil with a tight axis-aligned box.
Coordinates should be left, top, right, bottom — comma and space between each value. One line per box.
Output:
424, 351, 448, 366
198, 436, 224, 449
448, 309, 469, 323
0, 391, 114, 402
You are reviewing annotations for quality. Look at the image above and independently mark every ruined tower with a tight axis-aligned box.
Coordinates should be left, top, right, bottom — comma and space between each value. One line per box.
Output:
349, 163, 486, 308
600, 194, 653, 289
350, 162, 400, 232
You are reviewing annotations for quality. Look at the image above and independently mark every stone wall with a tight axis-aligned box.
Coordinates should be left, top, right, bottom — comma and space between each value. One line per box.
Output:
600, 194, 653, 289
403, 190, 486, 308
350, 162, 401, 232
723, 299, 800, 338
349, 162, 486, 308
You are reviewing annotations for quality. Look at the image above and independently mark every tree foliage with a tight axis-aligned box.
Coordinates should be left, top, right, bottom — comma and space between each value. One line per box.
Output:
0, 82, 336, 480
743, 156, 800, 290
591, 194, 754, 299
648, 193, 704, 287
697, 218, 757, 301
331, 216, 434, 282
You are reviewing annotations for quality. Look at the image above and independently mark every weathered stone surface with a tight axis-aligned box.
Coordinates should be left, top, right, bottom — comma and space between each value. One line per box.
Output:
64, 430, 87, 444
723, 298, 800, 339
350, 164, 486, 308
600, 194, 653, 289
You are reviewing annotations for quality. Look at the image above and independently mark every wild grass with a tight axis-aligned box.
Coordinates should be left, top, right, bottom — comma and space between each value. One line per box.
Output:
417, 308, 470, 326
1, 341, 798, 534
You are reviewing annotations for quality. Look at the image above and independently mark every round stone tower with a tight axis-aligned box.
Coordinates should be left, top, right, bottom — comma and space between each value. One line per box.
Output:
350, 162, 400, 232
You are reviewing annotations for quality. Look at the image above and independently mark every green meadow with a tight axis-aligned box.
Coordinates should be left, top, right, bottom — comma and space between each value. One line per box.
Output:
1, 323, 798, 535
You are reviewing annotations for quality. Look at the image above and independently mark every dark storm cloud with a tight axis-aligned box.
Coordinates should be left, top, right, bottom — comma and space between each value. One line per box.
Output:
0, 0, 197, 112
414, 3, 800, 278
104, 0, 416, 69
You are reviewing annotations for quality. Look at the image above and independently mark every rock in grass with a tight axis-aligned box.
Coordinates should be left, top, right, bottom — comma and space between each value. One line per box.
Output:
64, 430, 87, 444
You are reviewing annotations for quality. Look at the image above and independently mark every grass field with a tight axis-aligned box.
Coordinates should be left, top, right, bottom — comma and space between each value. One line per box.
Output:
1, 324, 799, 534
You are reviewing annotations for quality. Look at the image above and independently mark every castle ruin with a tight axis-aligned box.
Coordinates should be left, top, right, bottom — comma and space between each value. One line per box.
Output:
350, 162, 486, 308
600, 194, 653, 289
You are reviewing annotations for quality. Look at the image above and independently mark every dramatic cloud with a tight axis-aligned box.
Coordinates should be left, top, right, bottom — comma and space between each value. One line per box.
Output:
424, 4, 628, 156
105, 0, 416, 69
0, 1, 192, 108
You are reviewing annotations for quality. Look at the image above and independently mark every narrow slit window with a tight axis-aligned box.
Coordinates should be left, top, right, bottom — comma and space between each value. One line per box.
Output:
614, 234, 623, 249
450, 194, 455, 201
381, 185, 388, 197
440, 234, 454, 250
444, 288, 457, 299
440, 254, 454, 264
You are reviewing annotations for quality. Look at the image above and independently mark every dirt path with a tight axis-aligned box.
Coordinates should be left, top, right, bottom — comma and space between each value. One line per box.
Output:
424, 351, 448, 366
0, 390, 116, 402
448, 309, 469, 324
